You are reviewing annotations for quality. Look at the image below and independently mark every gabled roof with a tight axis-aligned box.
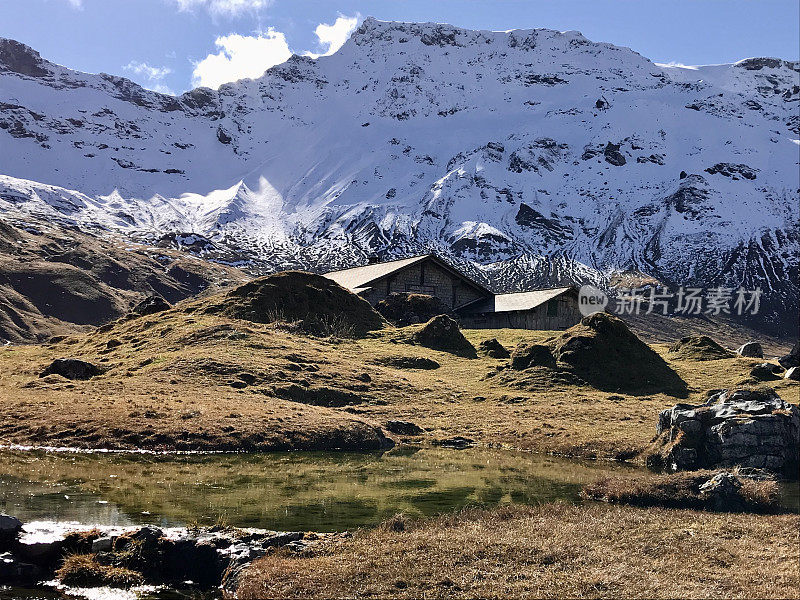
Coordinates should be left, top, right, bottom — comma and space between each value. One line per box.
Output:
465, 287, 575, 314
323, 254, 492, 296
323, 255, 430, 291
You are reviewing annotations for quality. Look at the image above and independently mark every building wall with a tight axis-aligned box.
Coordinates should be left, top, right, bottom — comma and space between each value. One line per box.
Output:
360, 260, 486, 309
459, 293, 582, 330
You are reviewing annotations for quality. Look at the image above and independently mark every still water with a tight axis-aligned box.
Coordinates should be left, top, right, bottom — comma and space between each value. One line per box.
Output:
0, 446, 643, 532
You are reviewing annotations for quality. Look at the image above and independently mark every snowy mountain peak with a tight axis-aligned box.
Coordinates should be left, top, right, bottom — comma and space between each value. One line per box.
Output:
0, 23, 797, 332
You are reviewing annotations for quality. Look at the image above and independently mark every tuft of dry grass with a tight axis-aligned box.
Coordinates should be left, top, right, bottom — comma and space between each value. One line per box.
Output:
581, 470, 782, 512
56, 554, 144, 588
235, 503, 800, 599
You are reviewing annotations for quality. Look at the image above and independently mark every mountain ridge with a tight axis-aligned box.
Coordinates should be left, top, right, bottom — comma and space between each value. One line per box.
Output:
0, 18, 798, 333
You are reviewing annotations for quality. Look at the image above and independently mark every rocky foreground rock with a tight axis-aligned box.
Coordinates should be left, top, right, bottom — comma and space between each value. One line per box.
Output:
649, 388, 799, 476
0, 516, 330, 594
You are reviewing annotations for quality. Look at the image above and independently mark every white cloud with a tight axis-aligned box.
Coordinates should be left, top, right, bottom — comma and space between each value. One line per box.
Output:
305, 15, 360, 58
173, 0, 271, 17
192, 29, 291, 89
124, 61, 173, 81
123, 61, 175, 95
64, 0, 83, 8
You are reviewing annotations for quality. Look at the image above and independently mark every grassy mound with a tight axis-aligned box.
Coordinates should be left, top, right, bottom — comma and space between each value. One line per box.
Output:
550, 313, 686, 395
668, 335, 735, 360
376, 293, 452, 326
412, 315, 477, 358
205, 271, 385, 338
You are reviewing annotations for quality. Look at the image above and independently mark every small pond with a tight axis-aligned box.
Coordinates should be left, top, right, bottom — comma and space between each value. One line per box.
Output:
0, 446, 642, 532
1, 447, 797, 599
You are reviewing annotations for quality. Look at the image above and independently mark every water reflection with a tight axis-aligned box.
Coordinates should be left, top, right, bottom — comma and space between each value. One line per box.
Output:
0, 447, 637, 531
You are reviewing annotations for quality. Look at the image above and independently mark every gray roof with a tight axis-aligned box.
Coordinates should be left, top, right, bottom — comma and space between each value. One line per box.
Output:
466, 287, 574, 313
323, 255, 429, 291
323, 254, 492, 296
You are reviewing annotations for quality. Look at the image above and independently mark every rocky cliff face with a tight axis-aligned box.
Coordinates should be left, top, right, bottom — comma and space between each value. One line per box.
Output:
0, 18, 798, 333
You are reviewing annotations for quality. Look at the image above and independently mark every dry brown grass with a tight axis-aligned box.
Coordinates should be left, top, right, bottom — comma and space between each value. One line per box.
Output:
0, 305, 796, 457
581, 471, 781, 512
56, 554, 144, 588
236, 503, 800, 599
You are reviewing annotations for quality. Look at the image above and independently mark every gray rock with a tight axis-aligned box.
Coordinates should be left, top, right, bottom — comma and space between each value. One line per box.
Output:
0, 552, 44, 587
698, 472, 746, 511
786, 366, 799, 380
385, 420, 424, 435
750, 362, 783, 381
131, 295, 172, 316
603, 142, 626, 166
0, 515, 22, 551
0, 515, 22, 537
91, 536, 113, 553
652, 388, 799, 475
39, 358, 102, 380
736, 342, 763, 358
778, 342, 799, 369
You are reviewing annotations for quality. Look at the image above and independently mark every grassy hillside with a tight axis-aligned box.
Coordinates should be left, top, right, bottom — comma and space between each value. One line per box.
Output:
0, 291, 795, 457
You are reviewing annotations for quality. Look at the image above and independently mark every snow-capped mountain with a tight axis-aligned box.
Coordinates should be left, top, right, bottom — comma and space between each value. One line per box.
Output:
0, 18, 798, 332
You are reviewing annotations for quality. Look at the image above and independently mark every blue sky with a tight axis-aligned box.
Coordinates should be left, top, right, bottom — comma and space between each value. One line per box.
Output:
1, 0, 798, 95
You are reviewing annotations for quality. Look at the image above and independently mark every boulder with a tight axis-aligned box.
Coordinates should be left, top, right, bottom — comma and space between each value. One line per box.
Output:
750, 362, 783, 381
786, 366, 799, 381
603, 142, 626, 166
435, 436, 475, 449
385, 420, 424, 435
376, 292, 452, 326
131, 295, 171, 316
649, 388, 800, 476
39, 358, 102, 380
0, 515, 22, 551
0, 552, 44, 587
478, 338, 510, 359
778, 342, 799, 369
374, 356, 440, 370
510, 343, 555, 370
736, 341, 764, 358
412, 315, 477, 358
698, 472, 747, 512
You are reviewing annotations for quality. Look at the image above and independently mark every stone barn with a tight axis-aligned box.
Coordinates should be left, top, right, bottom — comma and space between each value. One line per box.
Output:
324, 255, 582, 330
457, 287, 581, 330
323, 254, 491, 311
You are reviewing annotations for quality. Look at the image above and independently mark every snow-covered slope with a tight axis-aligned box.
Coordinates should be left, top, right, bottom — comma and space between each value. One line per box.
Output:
0, 19, 798, 332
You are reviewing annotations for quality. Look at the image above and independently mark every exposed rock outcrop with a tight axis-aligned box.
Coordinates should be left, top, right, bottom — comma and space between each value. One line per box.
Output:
131, 295, 171, 316
778, 342, 799, 369
385, 420, 424, 435
648, 388, 799, 476
0, 519, 329, 592
39, 358, 102, 380
749, 362, 783, 381
372, 356, 440, 370
736, 341, 764, 358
